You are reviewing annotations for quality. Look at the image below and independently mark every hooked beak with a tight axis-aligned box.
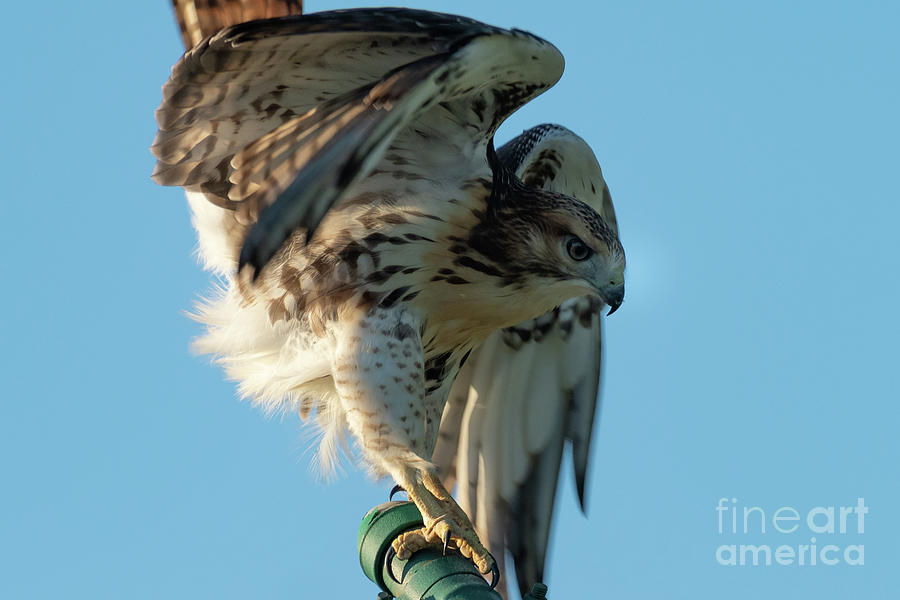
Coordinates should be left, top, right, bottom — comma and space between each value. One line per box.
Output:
600, 283, 625, 316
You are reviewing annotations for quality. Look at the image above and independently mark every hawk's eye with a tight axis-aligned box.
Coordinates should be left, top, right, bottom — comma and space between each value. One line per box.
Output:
566, 235, 593, 261
566, 236, 592, 261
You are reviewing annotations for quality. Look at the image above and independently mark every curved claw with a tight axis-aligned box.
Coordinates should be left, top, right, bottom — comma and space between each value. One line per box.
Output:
442, 529, 451, 555
383, 545, 401, 585
487, 557, 501, 590
389, 484, 406, 501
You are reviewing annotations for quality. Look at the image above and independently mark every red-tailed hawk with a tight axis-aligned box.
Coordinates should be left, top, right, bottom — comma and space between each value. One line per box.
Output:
152, 4, 625, 596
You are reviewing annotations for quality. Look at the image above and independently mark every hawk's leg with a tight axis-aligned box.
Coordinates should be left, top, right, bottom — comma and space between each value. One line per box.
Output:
329, 305, 495, 578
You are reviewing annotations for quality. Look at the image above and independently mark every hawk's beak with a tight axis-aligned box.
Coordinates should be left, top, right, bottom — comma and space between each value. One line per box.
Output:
600, 284, 625, 316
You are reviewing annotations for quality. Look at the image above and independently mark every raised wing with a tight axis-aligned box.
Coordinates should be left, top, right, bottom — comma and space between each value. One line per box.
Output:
151, 8, 564, 277
433, 125, 616, 597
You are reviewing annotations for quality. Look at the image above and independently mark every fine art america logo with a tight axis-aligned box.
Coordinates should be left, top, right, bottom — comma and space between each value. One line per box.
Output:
715, 498, 867, 567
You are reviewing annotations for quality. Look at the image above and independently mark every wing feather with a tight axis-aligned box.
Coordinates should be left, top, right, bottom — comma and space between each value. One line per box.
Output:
152, 8, 563, 275
171, 0, 304, 50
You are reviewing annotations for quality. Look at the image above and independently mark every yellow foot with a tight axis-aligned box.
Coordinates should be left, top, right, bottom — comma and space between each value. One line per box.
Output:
386, 472, 499, 588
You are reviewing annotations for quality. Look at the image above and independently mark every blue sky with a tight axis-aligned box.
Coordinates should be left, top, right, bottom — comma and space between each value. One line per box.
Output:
1, 1, 897, 598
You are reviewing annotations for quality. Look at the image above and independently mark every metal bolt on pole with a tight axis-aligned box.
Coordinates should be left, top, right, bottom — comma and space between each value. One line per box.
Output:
358, 501, 505, 600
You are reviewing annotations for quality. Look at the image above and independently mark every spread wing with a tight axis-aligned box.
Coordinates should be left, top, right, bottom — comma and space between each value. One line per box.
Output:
151, 8, 564, 276
171, 0, 304, 50
433, 125, 617, 597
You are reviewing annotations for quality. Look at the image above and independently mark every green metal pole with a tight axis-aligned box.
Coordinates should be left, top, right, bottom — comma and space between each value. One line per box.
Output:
358, 501, 502, 600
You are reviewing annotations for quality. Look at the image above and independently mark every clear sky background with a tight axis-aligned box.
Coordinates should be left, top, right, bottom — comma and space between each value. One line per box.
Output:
1, 1, 897, 598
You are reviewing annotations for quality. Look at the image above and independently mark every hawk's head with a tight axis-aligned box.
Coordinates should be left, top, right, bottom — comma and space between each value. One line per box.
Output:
526, 192, 626, 315
470, 147, 626, 317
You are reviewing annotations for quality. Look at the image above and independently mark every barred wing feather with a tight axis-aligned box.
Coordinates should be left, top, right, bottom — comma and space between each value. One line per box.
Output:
151, 8, 563, 276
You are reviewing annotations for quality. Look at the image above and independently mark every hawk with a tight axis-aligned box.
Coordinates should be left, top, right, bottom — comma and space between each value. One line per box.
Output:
152, 3, 625, 596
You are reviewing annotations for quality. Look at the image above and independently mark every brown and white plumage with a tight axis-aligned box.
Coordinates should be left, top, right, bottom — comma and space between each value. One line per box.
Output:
152, 6, 625, 597
171, 0, 303, 49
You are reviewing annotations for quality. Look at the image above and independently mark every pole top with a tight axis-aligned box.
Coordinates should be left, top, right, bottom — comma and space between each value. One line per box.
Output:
358, 501, 503, 600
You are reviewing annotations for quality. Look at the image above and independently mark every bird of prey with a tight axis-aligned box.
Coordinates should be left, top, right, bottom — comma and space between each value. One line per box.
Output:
152, 4, 625, 596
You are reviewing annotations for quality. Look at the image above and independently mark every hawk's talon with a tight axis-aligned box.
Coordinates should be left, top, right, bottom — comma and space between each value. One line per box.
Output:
384, 545, 401, 585
488, 559, 501, 589
389, 484, 406, 501
442, 529, 451, 555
